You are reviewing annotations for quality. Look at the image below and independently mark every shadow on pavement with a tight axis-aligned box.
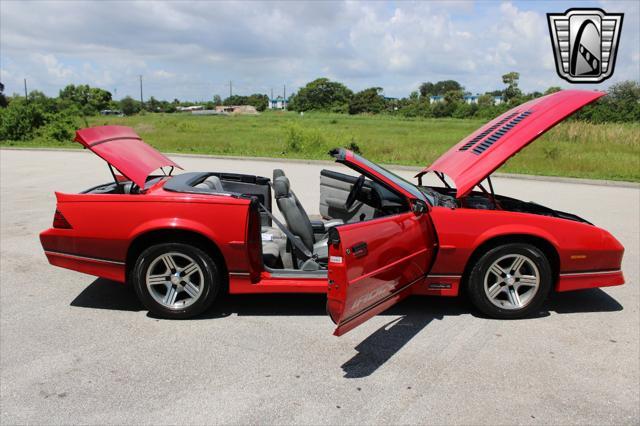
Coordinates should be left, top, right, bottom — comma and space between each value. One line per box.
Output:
71, 279, 624, 377
72, 278, 624, 318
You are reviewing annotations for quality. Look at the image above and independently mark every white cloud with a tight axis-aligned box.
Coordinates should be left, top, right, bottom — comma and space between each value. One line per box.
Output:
0, 1, 637, 100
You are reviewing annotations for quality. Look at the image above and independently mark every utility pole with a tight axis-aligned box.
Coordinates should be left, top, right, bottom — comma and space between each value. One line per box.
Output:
24, 78, 28, 100
229, 80, 232, 98
283, 84, 286, 109
139, 75, 144, 106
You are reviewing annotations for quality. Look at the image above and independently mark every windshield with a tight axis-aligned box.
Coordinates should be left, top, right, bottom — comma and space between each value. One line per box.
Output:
351, 153, 436, 205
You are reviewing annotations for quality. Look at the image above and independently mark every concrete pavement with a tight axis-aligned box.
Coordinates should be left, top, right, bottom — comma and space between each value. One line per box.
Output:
1, 149, 638, 425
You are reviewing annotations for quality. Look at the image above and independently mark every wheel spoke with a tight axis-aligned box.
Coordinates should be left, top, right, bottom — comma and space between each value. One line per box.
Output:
509, 255, 526, 274
161, 254, 178, 272
507, 287, 522, 307
489, 264, 505, 278
182, 280, 199, 298
163, 286, 178, 305
147, 274, 168, 286
518, 275, 538, 288
488, 282, 504, 299
182, 262, 199, 277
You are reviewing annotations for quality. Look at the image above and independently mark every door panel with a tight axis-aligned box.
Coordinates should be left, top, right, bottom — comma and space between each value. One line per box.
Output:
319, 169, 375, 222
327, 211, 436, 336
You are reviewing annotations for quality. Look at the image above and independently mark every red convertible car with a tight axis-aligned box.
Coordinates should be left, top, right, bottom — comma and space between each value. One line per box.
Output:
40, 90, 625, 335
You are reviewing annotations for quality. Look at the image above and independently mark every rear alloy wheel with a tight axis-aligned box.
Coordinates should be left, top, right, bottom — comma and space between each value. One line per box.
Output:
467, 243, 551, 319
132, 243, 221, 319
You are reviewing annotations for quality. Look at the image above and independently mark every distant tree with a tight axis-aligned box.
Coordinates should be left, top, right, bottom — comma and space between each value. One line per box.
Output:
477, 93, 494, 107
147, 96, 162, 112
289, 78, 352, 112
349, 87, 385, 114
223, 95, 247, 106
409, 91, 419, 100
247, 93, 269, 111
0, 82, 7, 108
452, 102, 477, 118
434, 80, 463, 95
502, 72, 522, 101
213, 95, 222, 106
444, 90, 464, 104
544, 86, 562, 95
120, 96, 140, 115
59, 84, 111, 114
419, 82, 435, 98
576, 80, 640, 123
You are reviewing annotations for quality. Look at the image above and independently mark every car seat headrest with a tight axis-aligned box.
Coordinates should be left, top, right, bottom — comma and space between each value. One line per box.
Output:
203, 175, 224, 191
273, 169, 286, 182
273, 176, 290, 198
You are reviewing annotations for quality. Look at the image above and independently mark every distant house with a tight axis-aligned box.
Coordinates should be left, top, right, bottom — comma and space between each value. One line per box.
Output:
493, 95, 504, 105
177, 105, 204, 112
268, 96, 287, 110
429, 95, 444, 104
463, 94, 479, 105
100, 109, 123, 116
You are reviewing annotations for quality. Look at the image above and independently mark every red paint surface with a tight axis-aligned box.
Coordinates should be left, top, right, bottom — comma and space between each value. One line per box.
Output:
419, 90, 605, 197
75, 126, 181, 188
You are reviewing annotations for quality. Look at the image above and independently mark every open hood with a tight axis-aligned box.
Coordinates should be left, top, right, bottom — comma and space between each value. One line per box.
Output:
75, 126, 181, 188
417, 90, 605, 197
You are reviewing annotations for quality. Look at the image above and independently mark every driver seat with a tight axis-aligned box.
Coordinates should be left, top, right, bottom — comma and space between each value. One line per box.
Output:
272, 174, 331, 262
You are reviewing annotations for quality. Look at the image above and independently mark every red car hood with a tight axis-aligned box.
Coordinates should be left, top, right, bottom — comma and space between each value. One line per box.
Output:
417, 90, 605, 197
75, 126, 181, 188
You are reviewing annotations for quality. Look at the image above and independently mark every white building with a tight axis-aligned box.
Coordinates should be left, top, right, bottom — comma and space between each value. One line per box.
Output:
268, 96, 287, 110
463, 94, 479, 104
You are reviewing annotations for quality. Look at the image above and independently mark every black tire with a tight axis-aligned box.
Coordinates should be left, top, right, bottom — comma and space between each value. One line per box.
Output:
132, 242, 221, 319
467, 243, 551, 319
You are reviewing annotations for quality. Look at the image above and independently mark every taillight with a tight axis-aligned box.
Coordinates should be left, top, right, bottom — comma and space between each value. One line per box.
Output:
53, 209, 72, 229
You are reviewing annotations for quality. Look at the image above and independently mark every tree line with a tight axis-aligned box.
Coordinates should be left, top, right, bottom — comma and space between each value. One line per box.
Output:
287, 73, 640, 122
0, 74, 638, 144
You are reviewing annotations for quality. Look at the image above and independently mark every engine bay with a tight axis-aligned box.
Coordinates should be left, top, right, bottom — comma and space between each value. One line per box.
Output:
422, 186, 592, 224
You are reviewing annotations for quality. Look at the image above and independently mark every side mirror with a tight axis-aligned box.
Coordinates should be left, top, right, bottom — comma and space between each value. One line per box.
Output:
411, 199, 429, 216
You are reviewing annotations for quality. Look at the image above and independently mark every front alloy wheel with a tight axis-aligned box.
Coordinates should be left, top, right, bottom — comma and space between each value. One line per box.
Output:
468, 243, 551, 319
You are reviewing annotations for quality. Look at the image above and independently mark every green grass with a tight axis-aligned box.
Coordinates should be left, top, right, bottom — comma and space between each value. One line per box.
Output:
3, 111, 639, 182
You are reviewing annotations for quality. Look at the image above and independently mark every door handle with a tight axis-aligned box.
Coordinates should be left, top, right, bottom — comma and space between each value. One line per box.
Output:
350, 242, 368, 258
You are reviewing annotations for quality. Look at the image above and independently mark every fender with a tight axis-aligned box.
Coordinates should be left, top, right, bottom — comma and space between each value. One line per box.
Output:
473, 224, 560, 253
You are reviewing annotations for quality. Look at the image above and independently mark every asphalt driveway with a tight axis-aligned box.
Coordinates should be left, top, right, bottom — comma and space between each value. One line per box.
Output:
1, 149, 638, 425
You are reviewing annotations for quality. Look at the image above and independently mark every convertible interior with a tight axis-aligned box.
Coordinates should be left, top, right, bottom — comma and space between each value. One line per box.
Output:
160, 166, 410, 275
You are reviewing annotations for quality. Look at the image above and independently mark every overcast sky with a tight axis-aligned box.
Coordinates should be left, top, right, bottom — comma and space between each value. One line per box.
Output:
1, 0, 638, 101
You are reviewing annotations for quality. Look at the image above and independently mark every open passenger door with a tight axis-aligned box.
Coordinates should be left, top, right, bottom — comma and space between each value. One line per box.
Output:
326, 208, 436, 336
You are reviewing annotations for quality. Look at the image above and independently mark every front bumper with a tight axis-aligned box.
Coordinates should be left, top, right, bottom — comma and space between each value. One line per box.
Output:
556, 269, 625, 292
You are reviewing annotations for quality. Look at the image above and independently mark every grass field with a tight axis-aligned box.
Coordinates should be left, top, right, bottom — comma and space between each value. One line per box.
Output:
3, 111, 639, 181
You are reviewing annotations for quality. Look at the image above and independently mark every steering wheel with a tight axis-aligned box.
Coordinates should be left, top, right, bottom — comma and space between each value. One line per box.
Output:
345, 175, 366, 209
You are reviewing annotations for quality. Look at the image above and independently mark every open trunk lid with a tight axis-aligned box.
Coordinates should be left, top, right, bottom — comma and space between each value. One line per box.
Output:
75, 125, 181, 188
417, 90, 605, 197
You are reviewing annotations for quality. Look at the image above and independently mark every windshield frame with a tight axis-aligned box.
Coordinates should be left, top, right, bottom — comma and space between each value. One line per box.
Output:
334, 149, 435, 205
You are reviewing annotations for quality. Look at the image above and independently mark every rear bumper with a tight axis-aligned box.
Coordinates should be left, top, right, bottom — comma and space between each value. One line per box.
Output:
556, 269, 625, 292
41, 227, 126, 282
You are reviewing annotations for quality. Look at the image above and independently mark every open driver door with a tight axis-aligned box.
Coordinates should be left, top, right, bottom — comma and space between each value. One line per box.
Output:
326, 204, 437, 336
